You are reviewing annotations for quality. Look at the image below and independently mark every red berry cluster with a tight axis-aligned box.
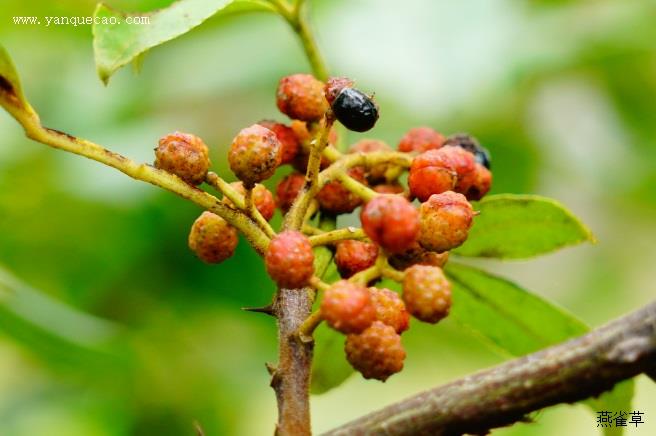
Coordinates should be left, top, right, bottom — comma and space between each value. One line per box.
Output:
153, 73, 493, 382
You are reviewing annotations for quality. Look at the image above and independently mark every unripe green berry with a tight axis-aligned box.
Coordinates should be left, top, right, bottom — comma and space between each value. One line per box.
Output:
403, 265, 452, 324
321, 280, 376, 334
155, 132, 211, 185
419, 191, 473, 253
345, 321, 405, 381
188, 211, 238, 264
228, 124, 282, 186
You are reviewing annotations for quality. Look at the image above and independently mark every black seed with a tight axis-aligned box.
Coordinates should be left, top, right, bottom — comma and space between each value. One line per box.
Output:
444, 133, 491, 169
331, 88, 379, 132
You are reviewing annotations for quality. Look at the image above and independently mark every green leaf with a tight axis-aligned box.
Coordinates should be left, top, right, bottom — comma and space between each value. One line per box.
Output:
445, 263, 633, 433
454, 194, 595, 259
92, 0, 276, 84
0, 266, 128, 370
0, 44, 38, 119
310, 322, 352, 395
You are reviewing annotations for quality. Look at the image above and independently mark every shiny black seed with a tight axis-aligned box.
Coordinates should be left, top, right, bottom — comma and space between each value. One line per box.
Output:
331, 88, 379, 132
444, 133, 491, 169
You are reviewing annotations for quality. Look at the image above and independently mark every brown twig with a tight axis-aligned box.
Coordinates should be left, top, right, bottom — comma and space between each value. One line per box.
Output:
324, 301, 656, 436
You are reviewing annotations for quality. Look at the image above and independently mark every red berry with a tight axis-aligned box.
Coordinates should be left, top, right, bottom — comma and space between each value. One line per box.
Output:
225, 182, 276, 221
276, 74, 328, 122
258, 120, 300, 165
325, 76, 355, 105
276, 172, 306, 214
290, 120, 312, 143
265, 231, 314, 288
403, 265, 452, 324
398, 127, 445, 153
345, 321, 405, 381
369, 287, 410, 334
372, 183, 405, 195
229, 124, 282, 186
360, 195, 419, 254
466, 163, 492, 201
154, 132, 210, 185
349, 139, 395, 183
388, 242, 450, 271
419, 191, 473, 253
316, 167, 367, 214
335, 240, 379, 279
441, 146, 478, 194
408, 148, 457, 202
188, 211, 238, 264
321, 280, 376, 334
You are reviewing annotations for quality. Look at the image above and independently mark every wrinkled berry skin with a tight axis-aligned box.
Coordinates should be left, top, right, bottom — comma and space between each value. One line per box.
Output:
419, 191, 473, 253
325, 76, 355, 105
258, 120, 300, 165
398, 127, 445, 153
155, 132, 210, 185
335, 240, 379, 279
225, 182, 276, 221
466, 163, 493, 201
276, 74, 328, 122
388, 242, 450, 271
229, 124, 282, 186
345, 321, 405, 381
316, 167, 367, 214
276, 172, 306, 214
188, 211, 238, 264
403, 265, 452, 324
332, 88, 379, 132
349, 139, 395, 183
373, 183, 405, 195
408, 148, 457, 202
321, 281, 376, 334
369, 288, 410, 334
265, 231, 314, 288
360, 195, 419, 254
442, 145, 478, 195
444, 133, 491, 169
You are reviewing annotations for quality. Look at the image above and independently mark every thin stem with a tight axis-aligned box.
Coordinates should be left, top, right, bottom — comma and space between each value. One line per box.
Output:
318, 151, 413, 191
349, 265, 381, 286
308, 227, 366, 247
335, 172, 377, 202
378, 255, 405, 282
309, 276, 331, 292
3, 108, 270, 255
205, 172, 276, 238
271, 0, 328, 80
302, 224, 324, 236
297, 309, 323, 343
284, 115, 334, 230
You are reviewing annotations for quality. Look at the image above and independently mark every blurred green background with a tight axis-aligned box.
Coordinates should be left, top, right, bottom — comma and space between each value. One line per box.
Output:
1, 0, 655, 434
